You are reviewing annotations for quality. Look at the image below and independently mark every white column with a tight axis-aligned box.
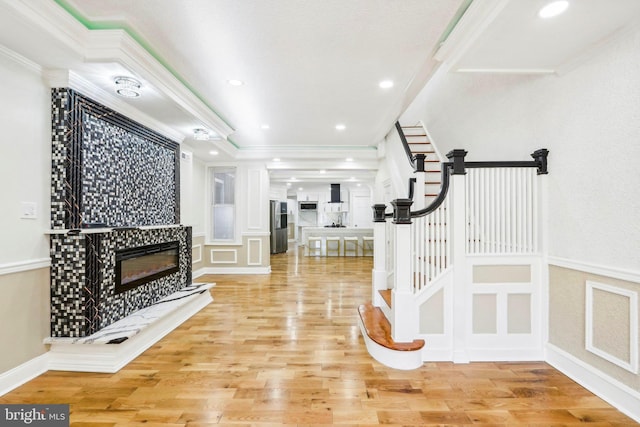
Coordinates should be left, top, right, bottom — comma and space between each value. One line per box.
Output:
450, 172, 469, 363
372, 220, 387, 306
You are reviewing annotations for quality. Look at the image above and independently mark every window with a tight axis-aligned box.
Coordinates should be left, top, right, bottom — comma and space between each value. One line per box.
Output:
210, 167, 236, 241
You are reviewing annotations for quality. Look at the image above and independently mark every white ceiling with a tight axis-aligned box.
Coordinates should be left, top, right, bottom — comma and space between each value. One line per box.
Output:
0, 0, 639, 186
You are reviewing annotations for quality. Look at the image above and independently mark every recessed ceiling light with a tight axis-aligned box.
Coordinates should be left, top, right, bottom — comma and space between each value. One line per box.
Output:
291, 177, 296, 181
346, 158, 353, 162
114, 76, 141, 98
273, 158, 280, 162
193, 128, 209, 141
335, 124, 346, 131
357, 183, 362, 187
209, 150, 219, 155
261, 124, 270, 129
298, 187, 303, 191
286, 182, 291, 187
227, 79, 244, 86
379, 80, 394, 89
538, 0, 569, 18
320, 170, 326, 174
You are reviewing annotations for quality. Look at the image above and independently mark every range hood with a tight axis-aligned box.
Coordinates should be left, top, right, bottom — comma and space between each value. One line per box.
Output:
330, 183, 342, 203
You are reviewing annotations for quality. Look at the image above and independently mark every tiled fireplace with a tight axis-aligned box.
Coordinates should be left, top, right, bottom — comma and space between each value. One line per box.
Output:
49, 88, 192, 338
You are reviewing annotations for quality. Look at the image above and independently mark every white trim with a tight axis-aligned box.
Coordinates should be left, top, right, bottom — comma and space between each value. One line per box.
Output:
210, 249, 237, 264
546, 343, 640, 423
47, 291, 212, 373
196, 266, 271, 275
585, 281, 638, 374
0, 353, 49, 397
192, 267, 208, 279
0, 43, 41, 73
241, 231, 271, 237
192, 232, 206, 238
0, 258, 50, 276
246, 238, 263, 266
192, 244, 203, 264
548, 256, 640, 284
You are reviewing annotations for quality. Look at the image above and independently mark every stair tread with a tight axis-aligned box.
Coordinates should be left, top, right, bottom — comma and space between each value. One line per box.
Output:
358, 303, 425, 351
379, 289, 392, 308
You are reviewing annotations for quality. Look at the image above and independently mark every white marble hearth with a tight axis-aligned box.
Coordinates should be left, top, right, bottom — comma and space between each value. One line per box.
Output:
45, 282, 214, 373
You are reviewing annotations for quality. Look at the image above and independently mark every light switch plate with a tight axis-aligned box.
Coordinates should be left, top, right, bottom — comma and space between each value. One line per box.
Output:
21, 202, 37, 219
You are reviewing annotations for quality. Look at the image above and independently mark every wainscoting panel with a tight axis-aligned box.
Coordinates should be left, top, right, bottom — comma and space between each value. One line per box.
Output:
247, 238, 263, 266
586, 281, 638, 374
210, 249, 238, 264
192, 244, 202, 264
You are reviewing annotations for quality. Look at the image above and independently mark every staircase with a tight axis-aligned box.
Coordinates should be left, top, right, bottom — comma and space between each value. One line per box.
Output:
401, 123, 442, 207
360, 135, 549, 370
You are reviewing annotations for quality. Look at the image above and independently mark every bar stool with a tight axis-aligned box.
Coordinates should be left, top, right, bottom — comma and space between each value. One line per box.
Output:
308, 236, 322, 256
343, 236, 358, 256
326, 236, 340, 256
362, 236, 374, 257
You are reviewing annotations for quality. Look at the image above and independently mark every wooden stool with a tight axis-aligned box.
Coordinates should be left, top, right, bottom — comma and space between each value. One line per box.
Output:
326, 236, 340, 256
343, 236, 358, 256
362, 236, 374, 256
308, 236, 322, 256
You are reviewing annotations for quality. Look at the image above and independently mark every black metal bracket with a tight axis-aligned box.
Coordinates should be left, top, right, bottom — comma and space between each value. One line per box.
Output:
531, 148, 549, 175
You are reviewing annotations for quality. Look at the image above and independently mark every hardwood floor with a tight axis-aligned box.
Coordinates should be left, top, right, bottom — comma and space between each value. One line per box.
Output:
2, 245, 637, 426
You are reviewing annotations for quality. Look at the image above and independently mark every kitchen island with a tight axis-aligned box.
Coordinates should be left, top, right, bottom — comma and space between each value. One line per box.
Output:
301, 227, 373, 256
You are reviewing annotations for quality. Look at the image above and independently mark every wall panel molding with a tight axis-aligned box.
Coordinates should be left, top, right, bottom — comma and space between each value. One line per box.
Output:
210, 249, 237, 264
548, 256, 640, 284
247, 238, 263, 266
585, 281, 638, 374
192, 244, 202, 264
0, 258, 51, 276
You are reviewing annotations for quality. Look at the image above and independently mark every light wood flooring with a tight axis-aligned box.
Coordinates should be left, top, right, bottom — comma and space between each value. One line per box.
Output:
2, 245, 638, 426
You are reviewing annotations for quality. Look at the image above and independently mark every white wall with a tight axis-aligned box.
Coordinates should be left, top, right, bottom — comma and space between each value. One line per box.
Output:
375, 130, 414, 205
402, 24, 640, 272
0, 47, 51, 373
0, 52, 50, 264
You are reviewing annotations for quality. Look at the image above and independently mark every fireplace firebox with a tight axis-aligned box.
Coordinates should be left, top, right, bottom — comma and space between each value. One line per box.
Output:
115, 241, 180, 294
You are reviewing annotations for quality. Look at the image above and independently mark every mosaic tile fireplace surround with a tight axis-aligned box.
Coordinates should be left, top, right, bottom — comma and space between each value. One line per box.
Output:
49, 88, 192, 338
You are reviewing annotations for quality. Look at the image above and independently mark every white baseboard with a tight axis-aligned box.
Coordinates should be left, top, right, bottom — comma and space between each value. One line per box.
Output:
546, 343, 640, 423
194, 266, 271, 275
47, 291, 212, 373
0, 352, 49, 397
467, 347, 544, 361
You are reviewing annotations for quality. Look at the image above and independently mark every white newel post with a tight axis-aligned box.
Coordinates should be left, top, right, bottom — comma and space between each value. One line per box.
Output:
390, 199, 418, 343
448, 150, 470, 363
371, 204, 388, 307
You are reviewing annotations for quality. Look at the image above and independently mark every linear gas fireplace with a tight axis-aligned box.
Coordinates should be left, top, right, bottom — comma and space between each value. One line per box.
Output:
115, 241, 180, 294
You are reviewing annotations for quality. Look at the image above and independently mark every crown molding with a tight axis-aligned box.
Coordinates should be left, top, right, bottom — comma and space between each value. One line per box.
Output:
0, 43, 41, 74
2, 0, 234, 146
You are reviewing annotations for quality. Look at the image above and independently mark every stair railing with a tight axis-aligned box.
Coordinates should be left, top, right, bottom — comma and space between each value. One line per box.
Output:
372, 148, 549, 342
395, 122, 425, 173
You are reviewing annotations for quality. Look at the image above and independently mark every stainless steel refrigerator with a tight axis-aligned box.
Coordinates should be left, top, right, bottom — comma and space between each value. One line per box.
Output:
270, 200, 288, 254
